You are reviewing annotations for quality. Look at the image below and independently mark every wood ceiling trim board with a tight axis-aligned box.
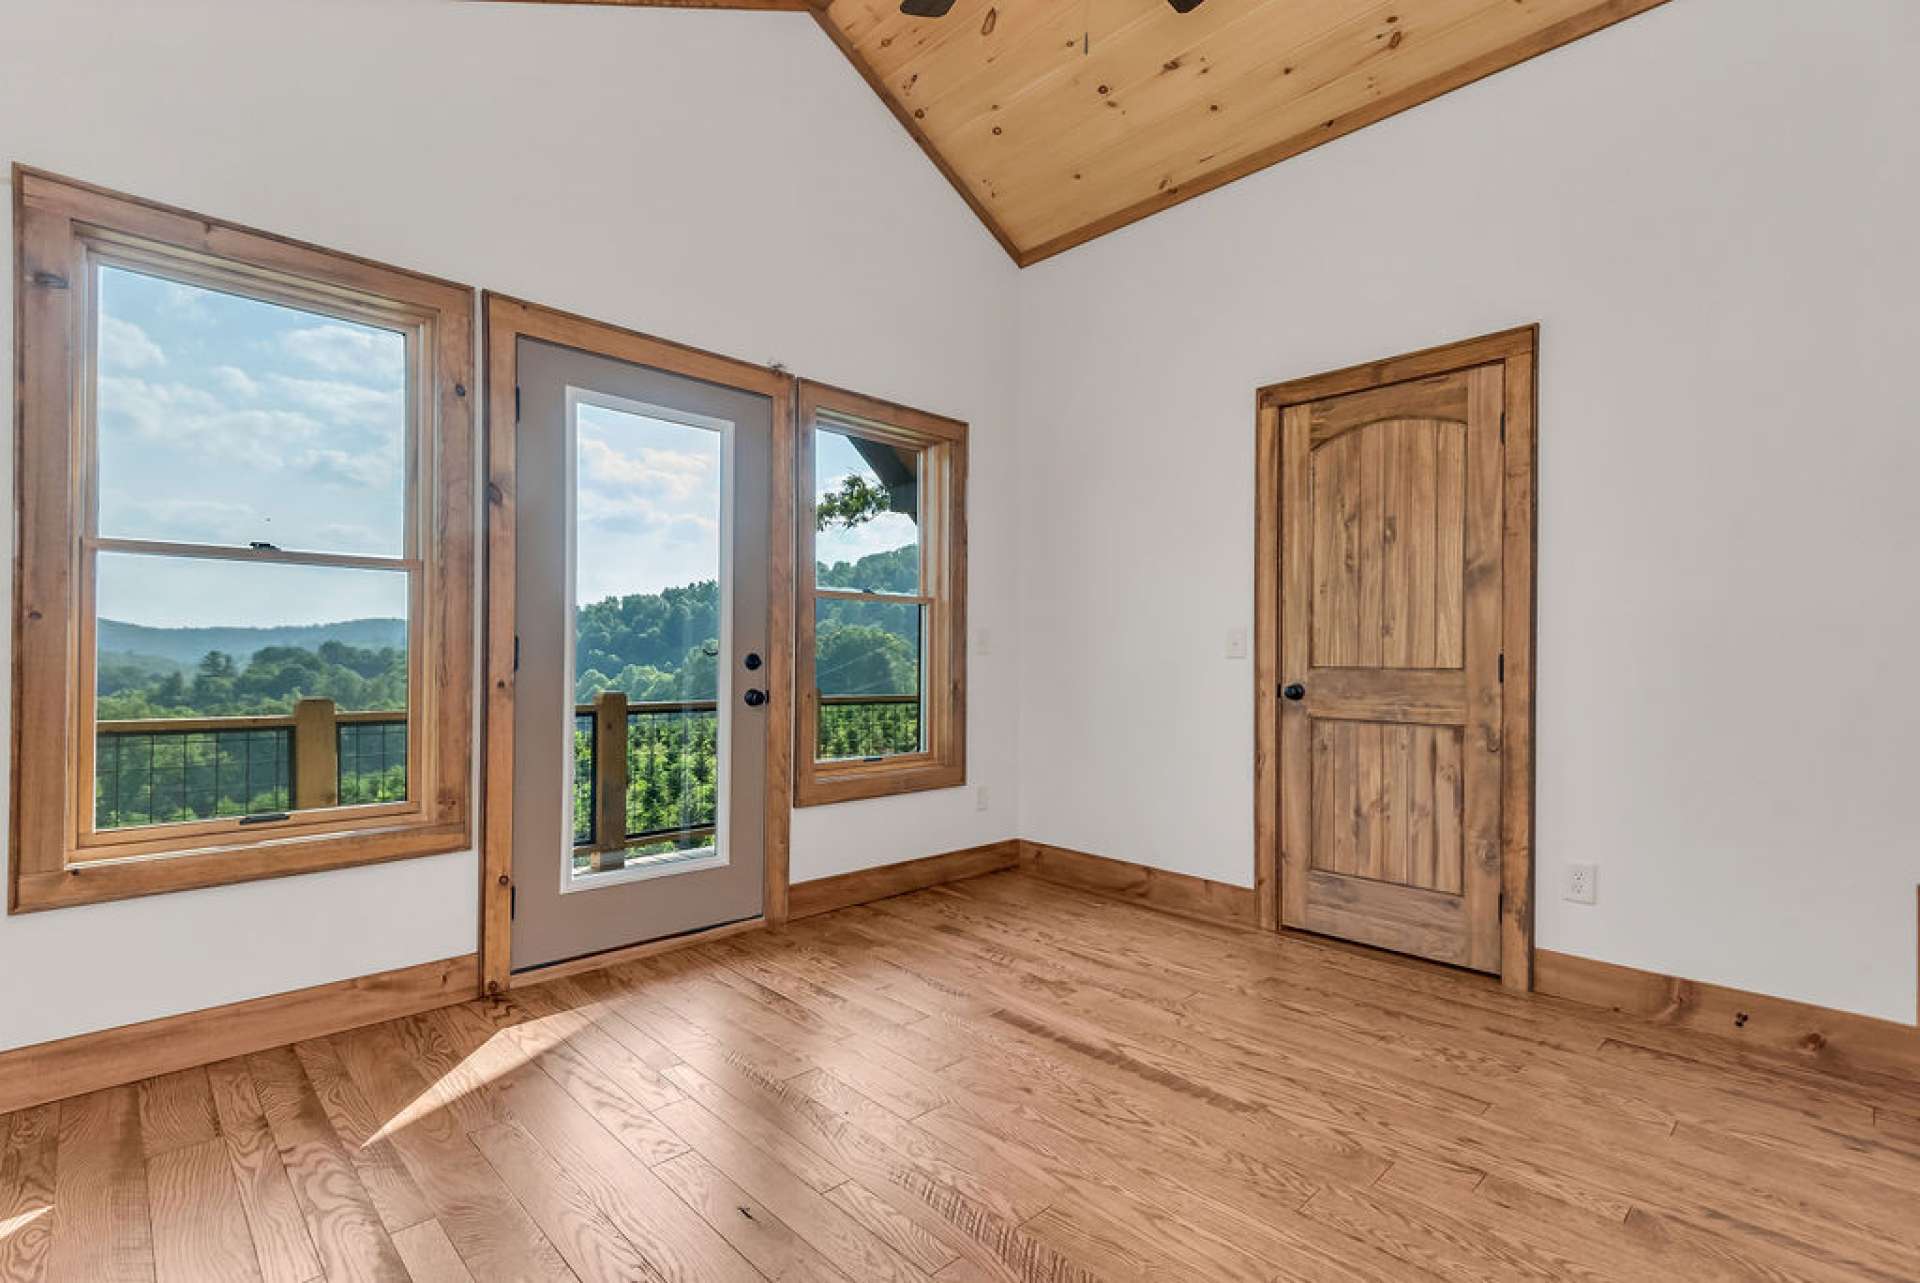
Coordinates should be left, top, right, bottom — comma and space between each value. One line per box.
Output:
1013, 0, 1672, 264
999, 0, 1535, 238
807, 8, 1028, 262
959, 0, 1393, 207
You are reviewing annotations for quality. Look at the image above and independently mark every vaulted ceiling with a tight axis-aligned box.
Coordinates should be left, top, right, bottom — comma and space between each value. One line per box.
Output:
511, 0, 1669, 264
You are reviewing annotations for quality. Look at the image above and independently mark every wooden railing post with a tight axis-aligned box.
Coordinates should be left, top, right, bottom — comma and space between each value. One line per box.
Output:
291, 697, 339, 811
591, 691, 630, 870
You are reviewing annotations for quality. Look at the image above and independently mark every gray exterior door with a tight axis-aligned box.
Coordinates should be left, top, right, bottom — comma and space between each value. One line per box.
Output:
511, 338, 770, 973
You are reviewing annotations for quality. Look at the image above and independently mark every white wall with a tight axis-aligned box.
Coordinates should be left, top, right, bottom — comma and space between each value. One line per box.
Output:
1014, 0, 1920, 1023
0, 0, 1020, 1051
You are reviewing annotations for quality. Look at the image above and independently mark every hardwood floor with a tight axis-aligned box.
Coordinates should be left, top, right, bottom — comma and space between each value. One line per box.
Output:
5, 872, 1920, 1281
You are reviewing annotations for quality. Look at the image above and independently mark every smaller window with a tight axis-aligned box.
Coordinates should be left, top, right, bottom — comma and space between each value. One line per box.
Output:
796, 382, 966, 805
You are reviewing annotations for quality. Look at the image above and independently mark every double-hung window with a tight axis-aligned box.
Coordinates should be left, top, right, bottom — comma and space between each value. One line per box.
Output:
10, 169, 474, 910
795, 381, 966, 805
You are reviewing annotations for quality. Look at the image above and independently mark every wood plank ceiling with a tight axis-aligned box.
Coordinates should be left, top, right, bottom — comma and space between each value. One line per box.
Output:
513, 0, 1671, 264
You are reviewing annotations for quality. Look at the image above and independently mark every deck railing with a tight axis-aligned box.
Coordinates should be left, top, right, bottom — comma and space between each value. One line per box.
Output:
571, 692, 919, 869
94, 698, 405, 829
95, 691, 922, 837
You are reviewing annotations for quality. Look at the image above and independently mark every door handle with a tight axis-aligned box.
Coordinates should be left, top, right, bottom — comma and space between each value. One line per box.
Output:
743, 688, 769, 708
1282, 683, 1306, 702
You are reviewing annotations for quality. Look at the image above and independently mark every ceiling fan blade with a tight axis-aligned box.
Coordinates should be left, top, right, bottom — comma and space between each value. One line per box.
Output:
899, 0, 957, 15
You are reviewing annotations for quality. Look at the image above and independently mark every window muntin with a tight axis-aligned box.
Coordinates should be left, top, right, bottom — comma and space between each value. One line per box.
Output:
796, 385, 965, 805
10, 169, 474, 909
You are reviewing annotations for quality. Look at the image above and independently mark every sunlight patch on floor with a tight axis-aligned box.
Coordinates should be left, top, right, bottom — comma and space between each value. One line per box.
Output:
0, 1206, 49, 1242
366, 1010, 577, 1145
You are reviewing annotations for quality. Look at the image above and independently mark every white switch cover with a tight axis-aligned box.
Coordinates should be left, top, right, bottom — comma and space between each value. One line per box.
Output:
1226, 627, 1249, 659
975, 627, 992, 655
975, 786, 991, 812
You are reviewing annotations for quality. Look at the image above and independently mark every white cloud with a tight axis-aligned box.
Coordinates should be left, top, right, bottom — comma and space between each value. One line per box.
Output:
211, 365, 260, 398
576, 433, 714, 503
268, 374, 404, 430
279, 324, 405, 382
99, 315, 166, 371
296, 447, 402, 491
98, 376, 323, 467
97, 496, 262, 545
816, 511, 918, 568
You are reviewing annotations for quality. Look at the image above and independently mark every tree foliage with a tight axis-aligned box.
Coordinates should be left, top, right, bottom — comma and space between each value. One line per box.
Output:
814, 473, 891, 532
94, 540, 926, 838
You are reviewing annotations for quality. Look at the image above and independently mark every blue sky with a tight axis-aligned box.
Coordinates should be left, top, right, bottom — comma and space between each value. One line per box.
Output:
95, 265, 407, 628
813, 428, 919, 578
574, 402, 722, 604
94, 264, 922, 634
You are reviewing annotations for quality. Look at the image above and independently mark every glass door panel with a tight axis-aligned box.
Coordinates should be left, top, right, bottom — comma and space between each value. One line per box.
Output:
568, 394, 731, 883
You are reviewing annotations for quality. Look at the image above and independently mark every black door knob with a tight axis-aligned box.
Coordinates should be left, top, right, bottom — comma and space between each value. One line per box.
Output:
1282, 683, 1307, 701
743, 688, 768, 708
743, 652, 762, 671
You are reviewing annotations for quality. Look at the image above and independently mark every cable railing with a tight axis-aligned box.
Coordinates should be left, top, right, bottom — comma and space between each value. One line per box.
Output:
570, 692, 920, 871
94, 699, 405, 830
94, 691, 923, 840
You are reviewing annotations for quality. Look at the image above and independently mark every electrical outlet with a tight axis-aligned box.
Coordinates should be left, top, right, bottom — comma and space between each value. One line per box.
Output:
975, 786, 990, 812
1564, 862, 1598, 905
1225, 626, 1248, 659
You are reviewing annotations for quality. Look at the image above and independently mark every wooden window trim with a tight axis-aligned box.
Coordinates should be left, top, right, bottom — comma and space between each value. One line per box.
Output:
795, 380, 966, 807
9, 168, 476, 912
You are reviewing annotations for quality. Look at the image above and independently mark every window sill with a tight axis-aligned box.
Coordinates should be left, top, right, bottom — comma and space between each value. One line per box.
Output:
794, 760, 965, 807
9, 821, 469, 913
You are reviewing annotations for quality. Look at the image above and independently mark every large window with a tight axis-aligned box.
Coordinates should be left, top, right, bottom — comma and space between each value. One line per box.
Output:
10, 169, 474, 910
795, 381, 965, 805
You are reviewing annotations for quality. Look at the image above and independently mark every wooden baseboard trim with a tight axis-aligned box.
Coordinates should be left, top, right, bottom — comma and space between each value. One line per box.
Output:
0, 954, 479, 1115
1017, 840, 1262, 929
510, 917, 766, 989
788, 840, 1021, 920
1535, 949, 1920, 1082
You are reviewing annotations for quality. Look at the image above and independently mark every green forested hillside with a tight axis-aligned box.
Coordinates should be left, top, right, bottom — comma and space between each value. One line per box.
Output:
573, 545, 920, 702
97, 640, 408, 719
93, 543, 923, 834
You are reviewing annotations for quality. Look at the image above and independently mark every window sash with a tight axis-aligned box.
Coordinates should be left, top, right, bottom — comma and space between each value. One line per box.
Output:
71, 247, 434, 852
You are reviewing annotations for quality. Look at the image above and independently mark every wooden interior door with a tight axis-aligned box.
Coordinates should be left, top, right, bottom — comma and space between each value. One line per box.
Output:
1277, 363, 1508, 971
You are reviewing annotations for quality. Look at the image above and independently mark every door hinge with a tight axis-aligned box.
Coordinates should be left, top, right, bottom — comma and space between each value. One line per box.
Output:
510, 884, 517, 920
1499, 410, 1507, 442
514, 385, 521, 423
1498, 652, 1505, 683
513, 634, 521, 672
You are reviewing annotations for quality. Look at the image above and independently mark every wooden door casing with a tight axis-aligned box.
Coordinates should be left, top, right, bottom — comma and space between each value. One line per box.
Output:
1257, 328, 1537, 988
